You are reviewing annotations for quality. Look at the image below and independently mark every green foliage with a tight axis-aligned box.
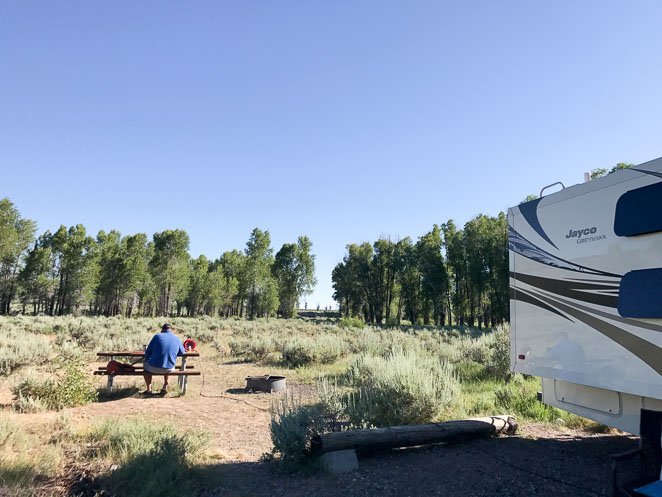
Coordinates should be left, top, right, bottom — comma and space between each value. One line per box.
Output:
332, 215, 508, 328
281, 335, 346, 368
338, 316, 365, 330
229, 334, 277, 363
456, 326, 511, 381
95, 231, 151, 317
494, 378, 554, 421
0, 416, 65, 494
244, 228, 277, 319
150, 229, 191, 316
484, 326, 511, 379
87, 418, 208, 497
344, 349, 459, 426
0, 198, 36, 316
493, 376, 584, 426
0, 325, 51, 375
273, 236, 317, 318
12, 357, 97, 411
590, 162, 634, 180
589, 167, 608, 180
269, 392, 324, 463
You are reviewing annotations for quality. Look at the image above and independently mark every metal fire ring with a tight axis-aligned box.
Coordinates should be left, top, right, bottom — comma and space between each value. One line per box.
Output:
245, 375, 287, 393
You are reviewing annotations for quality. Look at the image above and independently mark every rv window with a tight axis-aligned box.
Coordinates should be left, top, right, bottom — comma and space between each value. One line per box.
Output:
618, 268, 662, 318
614, 181, 662, 237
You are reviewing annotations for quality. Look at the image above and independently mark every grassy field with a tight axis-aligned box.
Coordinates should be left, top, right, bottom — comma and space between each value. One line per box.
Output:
0, 315, 597, 496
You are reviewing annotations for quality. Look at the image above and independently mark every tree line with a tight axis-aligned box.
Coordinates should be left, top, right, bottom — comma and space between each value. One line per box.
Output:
332, 214, 509, 328
330, 162, 634, 327
0, 198, 316, 318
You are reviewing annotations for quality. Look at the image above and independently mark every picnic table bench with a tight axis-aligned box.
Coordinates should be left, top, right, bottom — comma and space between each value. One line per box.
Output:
95, 351, 200, 394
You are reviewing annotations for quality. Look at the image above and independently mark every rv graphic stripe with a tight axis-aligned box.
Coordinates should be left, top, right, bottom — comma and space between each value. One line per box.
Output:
510, 271, 619, 309
537, 290, 662, 334
517, 198, 559, 249
631, 167, 662, 180
527, 290, 662, 375
508, 226, 621, 277
510, 287, 573, 322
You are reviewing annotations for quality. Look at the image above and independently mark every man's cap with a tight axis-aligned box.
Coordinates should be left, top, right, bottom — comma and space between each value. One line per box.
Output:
162, 323, 172, 330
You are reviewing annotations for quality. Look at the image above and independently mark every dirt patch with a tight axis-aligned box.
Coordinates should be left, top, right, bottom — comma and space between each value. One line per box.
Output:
76, 356, 283, 462
0, 355, 642, 497
210, 424, 638, 497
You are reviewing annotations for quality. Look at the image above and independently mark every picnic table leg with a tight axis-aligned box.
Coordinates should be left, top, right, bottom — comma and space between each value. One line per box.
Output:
179, 357, 187, 394
107, 355, 114, 392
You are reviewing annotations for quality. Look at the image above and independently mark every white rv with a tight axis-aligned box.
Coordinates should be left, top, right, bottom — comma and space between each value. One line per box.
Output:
508, 157, 662, 436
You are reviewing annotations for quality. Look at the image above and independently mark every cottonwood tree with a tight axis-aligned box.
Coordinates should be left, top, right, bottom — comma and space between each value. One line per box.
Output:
150, 229, 190, 316
243, 228, 275, 319
204, 258, 238, 316
0, 198, 36, 314
332, 216, 509, 327
397, 237, 421, 324
18, 237, 55, 314
417, 225, 448, 326
272, 236, 316, 318
217, 249, 245, 317
38, 225, 99, 315
590, 162, 634, 179
185, 255, 210, 316
94, 231, 152, 316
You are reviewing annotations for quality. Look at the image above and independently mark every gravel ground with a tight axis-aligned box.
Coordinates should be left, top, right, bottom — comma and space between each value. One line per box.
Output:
211, 425, 638, 497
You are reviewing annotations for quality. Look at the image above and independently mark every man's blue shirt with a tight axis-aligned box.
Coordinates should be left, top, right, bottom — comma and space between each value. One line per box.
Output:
145, 331, 186, 369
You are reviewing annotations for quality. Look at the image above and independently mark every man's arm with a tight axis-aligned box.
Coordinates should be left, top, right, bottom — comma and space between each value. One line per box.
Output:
177, 340, 186, 356
145, 337, 155, 362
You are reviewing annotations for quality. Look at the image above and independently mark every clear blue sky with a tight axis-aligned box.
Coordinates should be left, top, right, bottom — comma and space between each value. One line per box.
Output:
2, 1, 662, 309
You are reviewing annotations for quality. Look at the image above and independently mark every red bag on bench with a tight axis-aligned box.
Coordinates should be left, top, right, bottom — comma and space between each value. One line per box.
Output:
106, 360, 136, 375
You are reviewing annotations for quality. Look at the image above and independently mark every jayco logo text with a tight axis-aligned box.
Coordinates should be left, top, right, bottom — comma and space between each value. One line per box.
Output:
565, 227, 606, 244
566, 227, 597, 238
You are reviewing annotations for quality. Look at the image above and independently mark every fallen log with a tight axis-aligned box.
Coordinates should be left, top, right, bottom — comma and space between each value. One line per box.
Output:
311, 415, 517, 455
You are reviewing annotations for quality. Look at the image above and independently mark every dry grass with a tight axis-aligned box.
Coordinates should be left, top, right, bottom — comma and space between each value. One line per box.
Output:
0, 315, 593, 494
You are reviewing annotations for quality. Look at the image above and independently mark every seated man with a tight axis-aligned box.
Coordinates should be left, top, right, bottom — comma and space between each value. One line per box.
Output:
143, 323, 186, 396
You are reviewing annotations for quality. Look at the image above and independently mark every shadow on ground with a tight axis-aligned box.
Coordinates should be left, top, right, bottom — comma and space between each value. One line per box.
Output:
69, 432, 641, 497
96, 386, 141, 402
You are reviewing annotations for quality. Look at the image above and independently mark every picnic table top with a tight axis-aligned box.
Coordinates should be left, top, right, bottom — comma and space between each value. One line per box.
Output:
96, 351, 200, 357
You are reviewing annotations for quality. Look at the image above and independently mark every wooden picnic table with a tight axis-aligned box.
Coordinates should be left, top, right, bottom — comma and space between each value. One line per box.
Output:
95, 351, 200, 394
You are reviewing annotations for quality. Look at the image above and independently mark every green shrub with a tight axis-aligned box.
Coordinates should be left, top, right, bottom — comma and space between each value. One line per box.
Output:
455, 359, 487, 382
484, 326, 511, 380
345, 349, 459, 426
281, 336, 345, 368
454, 326, 511, 381
88, 419, 208, 497
0, 327, 51, 375
281, 339, 314, 368
338, 317, 365, 330
0, 416, 66, 494
249, 336, 277, 362
228, 335, 278, 362
228, 336, 250, 358
269, 393, 324, 463
12, 358, 97, 411
493, 376, 580, 424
